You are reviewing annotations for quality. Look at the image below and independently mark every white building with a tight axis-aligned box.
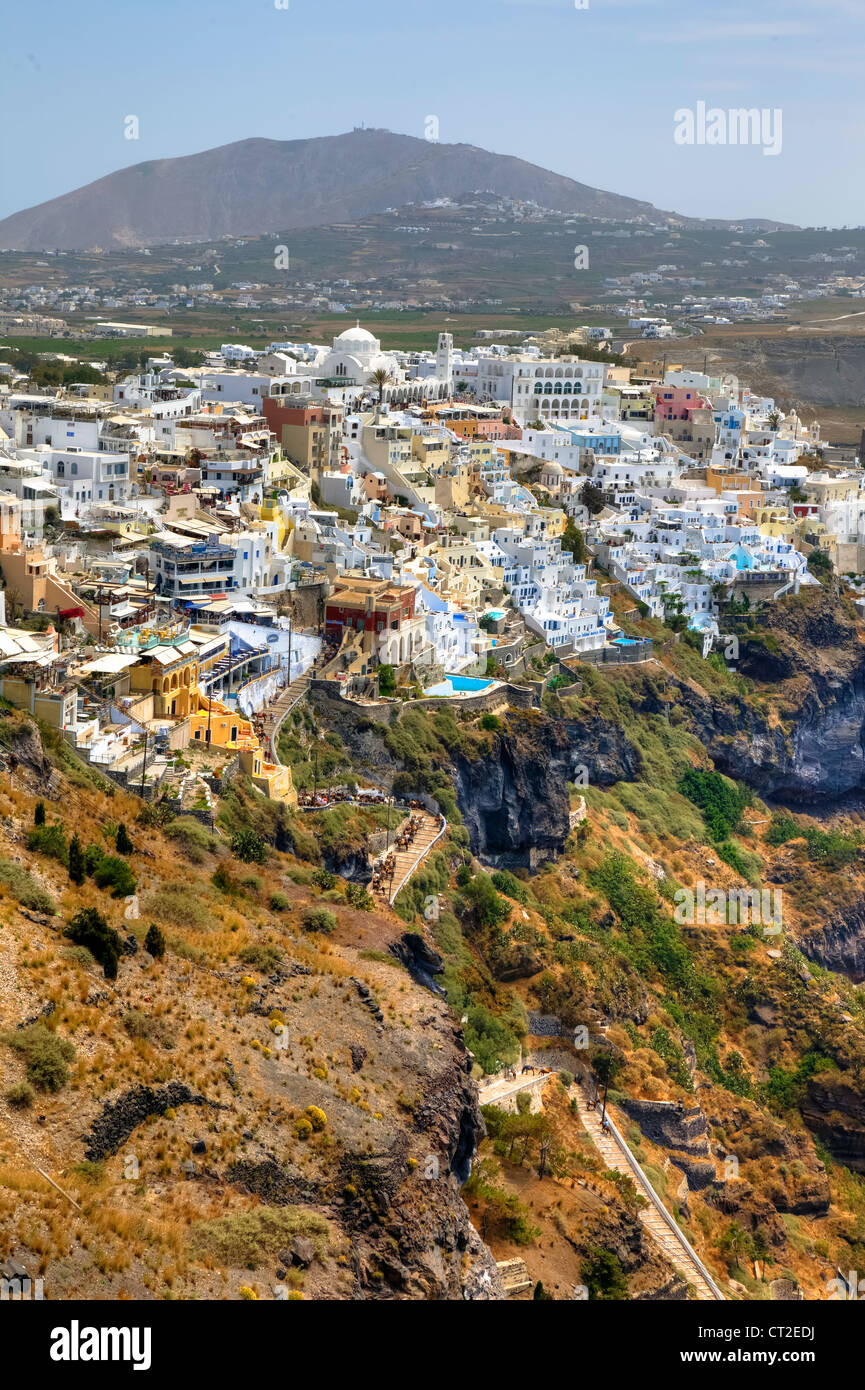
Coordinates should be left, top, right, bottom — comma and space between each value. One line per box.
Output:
473, 357, 605, 425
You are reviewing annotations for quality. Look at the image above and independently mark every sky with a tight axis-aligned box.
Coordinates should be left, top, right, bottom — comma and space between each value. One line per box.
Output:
2, 0, 864, 227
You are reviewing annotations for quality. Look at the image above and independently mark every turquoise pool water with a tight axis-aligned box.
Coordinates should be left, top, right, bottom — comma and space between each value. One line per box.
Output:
424, 675, 495, 697
449, 676, 494, 691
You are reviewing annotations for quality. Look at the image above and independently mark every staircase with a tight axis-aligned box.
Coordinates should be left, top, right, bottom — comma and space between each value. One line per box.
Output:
372, 811, 444, 905
579, 1099, 724, 1301
262, 674, 310, 766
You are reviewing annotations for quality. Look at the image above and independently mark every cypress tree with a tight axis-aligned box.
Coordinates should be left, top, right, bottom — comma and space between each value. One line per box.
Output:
68, 833, 85, 886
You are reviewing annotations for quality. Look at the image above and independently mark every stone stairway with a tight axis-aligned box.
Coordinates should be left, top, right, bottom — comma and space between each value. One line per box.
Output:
262, 674, 310, 765
379, 811, 444, 904
579, 1099, 723, 1301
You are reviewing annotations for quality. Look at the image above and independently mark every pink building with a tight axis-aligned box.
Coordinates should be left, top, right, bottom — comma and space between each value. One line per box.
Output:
653, 386, 711, 422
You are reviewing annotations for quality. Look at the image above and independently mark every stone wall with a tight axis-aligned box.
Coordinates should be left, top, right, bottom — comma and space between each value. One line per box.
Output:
309, 678, 542, 718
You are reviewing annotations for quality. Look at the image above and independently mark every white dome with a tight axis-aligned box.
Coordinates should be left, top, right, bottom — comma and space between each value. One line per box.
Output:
336, 324, 377, 344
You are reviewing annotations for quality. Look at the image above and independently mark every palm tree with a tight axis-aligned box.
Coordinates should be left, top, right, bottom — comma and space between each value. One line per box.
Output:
368, 368, 394, 405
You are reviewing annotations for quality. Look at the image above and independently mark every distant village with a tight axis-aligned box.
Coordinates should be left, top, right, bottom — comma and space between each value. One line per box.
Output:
0, 316, 860, 807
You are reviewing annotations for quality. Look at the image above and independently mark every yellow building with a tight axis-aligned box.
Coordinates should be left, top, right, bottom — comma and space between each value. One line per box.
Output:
189, 696, 296, 804
756, 507, 795, 539
129, 641, 200, 719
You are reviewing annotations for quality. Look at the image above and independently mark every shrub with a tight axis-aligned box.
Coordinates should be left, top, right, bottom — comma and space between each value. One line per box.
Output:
580, 1246, 628, 1300
144, 923, 166, 959
464, 1005, 521, 1074
6, 1081, 35, 1108
0, 859, 55, 915
311, 868, 337, 891
92, 855, 136, 898
144, 882, 214, 930
115, 822, 134, 855
679, 768, 750, 842
491, 870, 528, 904
301, 907, 337, 935
295, 1117, 313, 1140
345, 882, 374, 911
765, 814, 800, 847
480, 713, 501, 732
558, 1070, 574, 1089
211, 864, 235, 894
269, 892, 291, 912
239, 943, 283, 973
2, 1023, 75, 1092
305, 1105, 327, 1132
85, 844, 105, 876
65, 907, 124, 980
231, 829, 267, 864
27, 822, 68, 866
188, 1207, 329, 1268
461, 873, 510, 929
166, 816, 218, 862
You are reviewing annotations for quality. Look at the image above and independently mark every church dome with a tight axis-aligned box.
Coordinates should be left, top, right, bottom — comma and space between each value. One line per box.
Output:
336, 323, 377, 344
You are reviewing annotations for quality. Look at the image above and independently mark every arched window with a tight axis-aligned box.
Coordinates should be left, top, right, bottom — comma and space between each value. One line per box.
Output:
534, 383, 543, 394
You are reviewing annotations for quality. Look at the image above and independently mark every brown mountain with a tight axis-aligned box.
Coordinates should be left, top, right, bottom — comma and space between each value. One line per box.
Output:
0, 128, 687, 252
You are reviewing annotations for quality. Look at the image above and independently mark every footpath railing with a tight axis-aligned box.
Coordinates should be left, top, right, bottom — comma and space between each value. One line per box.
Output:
582, 1074, 725, 1301
389, 814, 447, 905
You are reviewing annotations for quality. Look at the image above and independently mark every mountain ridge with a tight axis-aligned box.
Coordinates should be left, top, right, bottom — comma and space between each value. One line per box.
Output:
0, 129, 794, 252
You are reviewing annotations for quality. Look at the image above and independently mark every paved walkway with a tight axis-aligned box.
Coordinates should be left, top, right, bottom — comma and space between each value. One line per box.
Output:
261, 674, 310, 766
370, 811, 445, 905
476, 1066, 724, 1301
478, 1071, 553, 1109
579, 1100, 724, 1301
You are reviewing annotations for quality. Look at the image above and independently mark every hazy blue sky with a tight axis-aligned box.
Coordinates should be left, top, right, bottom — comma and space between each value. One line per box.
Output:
3, 0, 863, 226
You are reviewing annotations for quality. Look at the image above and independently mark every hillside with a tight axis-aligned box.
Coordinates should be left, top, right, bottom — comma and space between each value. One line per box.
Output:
6, 586, 865, 1301
0, 712, 504, 1301
0, 128, 787, 253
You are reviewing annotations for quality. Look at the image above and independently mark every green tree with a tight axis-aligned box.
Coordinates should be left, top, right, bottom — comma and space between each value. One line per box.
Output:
561, 519, 586, 563
115, 822, 134, 855
230, 829, 267, 864
368, 367, 394, 404
34, 801, 46, 826
68, 833, 85, 886
378, 663, 396, 696
144, 923, 166, 959
65, 908, 123, 981
580, 481, 605, 516
807, 549, 833, 582
580, 1246, 628, 1300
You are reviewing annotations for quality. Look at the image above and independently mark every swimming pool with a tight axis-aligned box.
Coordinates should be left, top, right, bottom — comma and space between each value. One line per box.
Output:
449, 676, 494, 691
424, 675, 495, 697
